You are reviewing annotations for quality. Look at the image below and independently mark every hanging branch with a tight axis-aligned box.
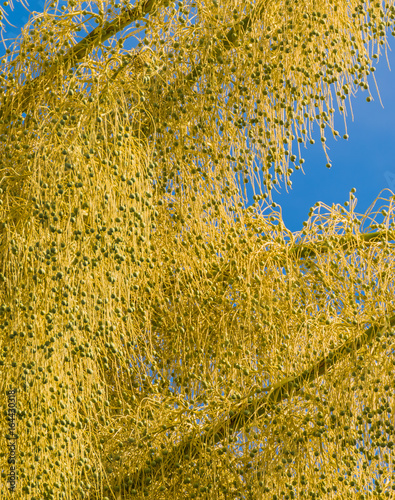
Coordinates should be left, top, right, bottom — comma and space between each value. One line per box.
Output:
127, 312, 395, 492
0, 0, 257, 121
0, 0, 164, 119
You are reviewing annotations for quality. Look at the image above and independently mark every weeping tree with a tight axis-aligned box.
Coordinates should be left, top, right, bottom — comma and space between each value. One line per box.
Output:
1, 0, 395, 498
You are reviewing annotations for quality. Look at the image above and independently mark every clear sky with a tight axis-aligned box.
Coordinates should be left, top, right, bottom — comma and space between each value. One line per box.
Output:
1, 0, 395, 233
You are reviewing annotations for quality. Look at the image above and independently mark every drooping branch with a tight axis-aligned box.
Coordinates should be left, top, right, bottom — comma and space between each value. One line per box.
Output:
0, 0, 164, 118
62, 0, 160, 66
138, 3, 269, 137
127, 312, 395, 491
1, 0, 262, 121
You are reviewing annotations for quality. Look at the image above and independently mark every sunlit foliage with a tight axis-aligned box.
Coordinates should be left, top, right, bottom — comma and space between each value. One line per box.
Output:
0, 0, 395, 498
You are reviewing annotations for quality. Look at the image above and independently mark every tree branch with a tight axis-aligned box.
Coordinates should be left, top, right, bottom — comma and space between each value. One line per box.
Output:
0, 0, 164, 118
127, 312, 395, 491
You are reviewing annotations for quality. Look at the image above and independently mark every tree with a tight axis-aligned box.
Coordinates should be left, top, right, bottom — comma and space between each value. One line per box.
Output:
1, 0, 395, 498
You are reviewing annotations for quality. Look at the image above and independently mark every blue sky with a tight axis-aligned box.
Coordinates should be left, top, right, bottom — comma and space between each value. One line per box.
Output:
2, 1, 395, 233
